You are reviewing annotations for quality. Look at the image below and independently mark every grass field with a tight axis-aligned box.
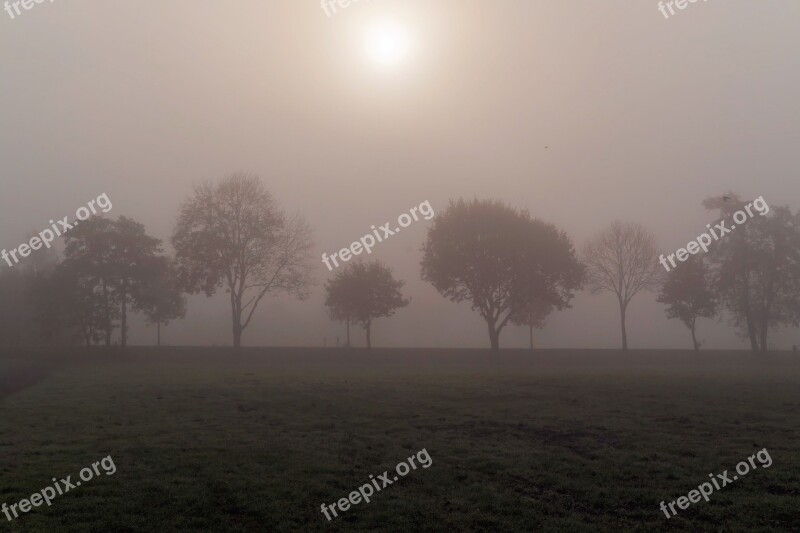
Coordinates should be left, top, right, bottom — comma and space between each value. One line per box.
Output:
0, 348, 798, 532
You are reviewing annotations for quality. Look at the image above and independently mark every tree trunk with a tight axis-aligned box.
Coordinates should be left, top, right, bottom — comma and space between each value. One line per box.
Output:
120, 286, 127, 348
759, 321, 769, 352
157, 322, 161, 347
742, 273, 759, 351
231, 293, 242, 349
690, 320, 699, 351
619, 302, 628, 351
366, 320, 371, 349
346, 319, 351, 347
745, 310, 759, 351
488, 322, 500, 351
232, 322, 242, 349
529, 323, 534, 350
102, 279, 112, 347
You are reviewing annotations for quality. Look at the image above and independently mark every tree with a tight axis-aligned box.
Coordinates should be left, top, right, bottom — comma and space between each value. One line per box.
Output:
325, 261, 409, 349
172, 173, 314, 348
582, 221, 663, 351
60, 217, 119, 346
421, 199, 584, 350
657, 255, 718, 350
61, 216, 165, 347
35, 261, 97, 347
110, 217, 165, 347
140, 258, 187, 346
0, 268, 36, 348
3, 234, 75, 347
703, 194, 800, 351
510, 298, 552, 350
324, 267, 358, 347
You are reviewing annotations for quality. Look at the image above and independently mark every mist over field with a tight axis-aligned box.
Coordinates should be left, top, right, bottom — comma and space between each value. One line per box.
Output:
2, 1, 799, 349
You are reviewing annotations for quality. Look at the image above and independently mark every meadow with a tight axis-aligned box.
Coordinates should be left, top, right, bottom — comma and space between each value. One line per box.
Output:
0, 348, 798, 532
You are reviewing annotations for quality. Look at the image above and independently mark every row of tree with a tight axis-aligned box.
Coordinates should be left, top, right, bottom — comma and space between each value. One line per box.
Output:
2, 217, 188, 348
1, 174, 797, 352
327, 193, 800, 353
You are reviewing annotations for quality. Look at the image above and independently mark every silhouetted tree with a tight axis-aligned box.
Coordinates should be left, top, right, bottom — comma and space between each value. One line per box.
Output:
60, 217, 119, 346
0, 268, 35, 347
33, 261, 89, 347
325, 261, 408, 349
60, 216, 165, 347
110, 217, 165, 347
140, 258, 187, 346
324, 266, 357, 347
421, 199, 584, 350
703, 194, 800, 351
10, 235, 68, 346
582, 221, 663, 351
657, 255, 717, 350
172, 173, 314, 348
510, 298, 552, 350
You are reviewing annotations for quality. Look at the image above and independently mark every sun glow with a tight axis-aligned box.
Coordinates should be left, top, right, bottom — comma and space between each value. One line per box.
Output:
364, 19, 411, 67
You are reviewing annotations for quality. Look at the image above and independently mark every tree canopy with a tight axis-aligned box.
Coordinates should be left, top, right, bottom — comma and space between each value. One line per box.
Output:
325, 260, 409, 348
657, 255, 718, 350
421, 199, 584, 350
703, 193, 800, 351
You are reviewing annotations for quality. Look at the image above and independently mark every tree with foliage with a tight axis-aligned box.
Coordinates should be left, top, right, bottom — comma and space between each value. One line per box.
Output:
324, 267, 358, 347
60, 217, 119, 346
510, 298, 552, 350
110, 217, 165, 347
657, 255, 718, 350
60, 216, 165, 347
582, 221, 663, 351
172, 173, 314, 348
703, 194, 800, 351
0, 268, 36, 347
421, 199, 584, 350
325, 261, 409, 349
36, 261, 100, 347
140, 258, 187, 346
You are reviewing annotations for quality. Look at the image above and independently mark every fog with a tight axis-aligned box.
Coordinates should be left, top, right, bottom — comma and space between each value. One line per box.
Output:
1, 0, 798, 348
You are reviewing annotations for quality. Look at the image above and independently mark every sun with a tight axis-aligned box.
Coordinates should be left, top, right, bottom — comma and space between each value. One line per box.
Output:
364, 19, 411, 67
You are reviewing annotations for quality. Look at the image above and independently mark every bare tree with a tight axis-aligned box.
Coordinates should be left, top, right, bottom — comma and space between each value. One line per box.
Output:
172, 173, 314, 348
582, 221, 663, 351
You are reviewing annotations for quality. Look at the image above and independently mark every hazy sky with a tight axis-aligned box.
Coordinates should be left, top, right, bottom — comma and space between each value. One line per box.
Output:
2, 1, 799, 349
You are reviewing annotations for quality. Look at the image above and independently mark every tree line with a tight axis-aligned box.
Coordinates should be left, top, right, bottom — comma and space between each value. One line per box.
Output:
1, 174, 798, 352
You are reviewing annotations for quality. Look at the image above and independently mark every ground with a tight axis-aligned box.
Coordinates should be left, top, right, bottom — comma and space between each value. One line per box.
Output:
0, 348, 798, 532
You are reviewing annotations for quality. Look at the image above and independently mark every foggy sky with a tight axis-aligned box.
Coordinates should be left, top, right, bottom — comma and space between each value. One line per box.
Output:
2, 1, 799, 349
